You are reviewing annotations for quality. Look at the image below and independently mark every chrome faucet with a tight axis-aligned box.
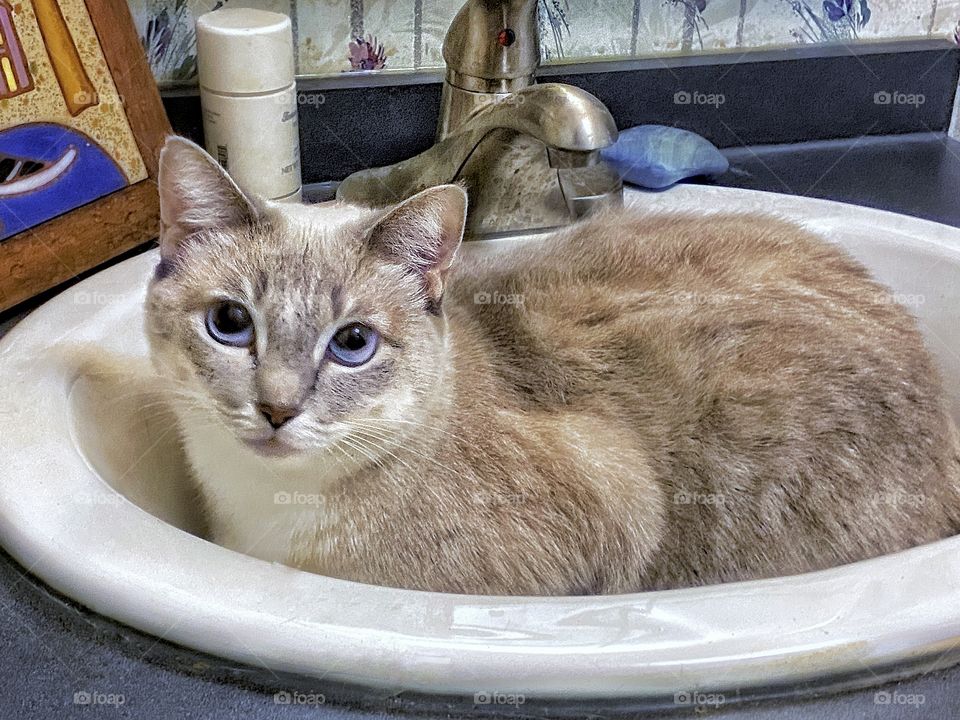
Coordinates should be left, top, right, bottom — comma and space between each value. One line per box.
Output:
336, 0, 623, 237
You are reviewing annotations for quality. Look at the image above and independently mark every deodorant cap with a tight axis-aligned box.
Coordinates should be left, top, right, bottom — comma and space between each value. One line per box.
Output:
196, 9, 294, 95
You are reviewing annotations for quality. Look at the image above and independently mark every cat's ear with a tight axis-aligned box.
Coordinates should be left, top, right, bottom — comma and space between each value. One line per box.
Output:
157, 136, 258, 263
366, 184, 468, 314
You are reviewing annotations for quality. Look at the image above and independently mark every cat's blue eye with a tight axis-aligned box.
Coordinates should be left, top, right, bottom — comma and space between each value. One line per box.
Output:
206, 301, 255, 347
327, 323, 379, 367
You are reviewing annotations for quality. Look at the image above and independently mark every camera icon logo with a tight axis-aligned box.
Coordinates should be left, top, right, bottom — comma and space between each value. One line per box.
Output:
674, 90, 692, 105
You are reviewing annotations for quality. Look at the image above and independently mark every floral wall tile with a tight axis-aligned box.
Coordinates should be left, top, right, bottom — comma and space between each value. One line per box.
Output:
735, 0, 785, 46
539, 0, 634, 64
736, 0, 938, 48
131, 0, 951, 87
633, 0, 686, 54
856, 0, 927, 41
787, 0, 876, 44
686, 0, 750, 52
357, 0, 417, 71
417, 0, 463, 68
296, 0, 352, 75
925, 0, 960, 38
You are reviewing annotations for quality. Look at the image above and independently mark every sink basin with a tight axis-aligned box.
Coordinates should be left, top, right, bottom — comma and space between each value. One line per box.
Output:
1, 185, 960, 702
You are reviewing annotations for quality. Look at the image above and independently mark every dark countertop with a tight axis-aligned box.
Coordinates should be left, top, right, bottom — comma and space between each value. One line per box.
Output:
2, 133, 960, 719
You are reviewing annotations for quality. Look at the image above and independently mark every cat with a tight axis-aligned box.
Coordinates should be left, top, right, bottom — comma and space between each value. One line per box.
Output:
146, 136, 960, 595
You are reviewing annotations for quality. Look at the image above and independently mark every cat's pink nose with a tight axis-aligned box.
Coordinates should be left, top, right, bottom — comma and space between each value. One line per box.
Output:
258, 403, 299, 429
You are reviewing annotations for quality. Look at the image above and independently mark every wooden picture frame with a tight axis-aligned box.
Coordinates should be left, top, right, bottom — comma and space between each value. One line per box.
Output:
0, 0, 170, 312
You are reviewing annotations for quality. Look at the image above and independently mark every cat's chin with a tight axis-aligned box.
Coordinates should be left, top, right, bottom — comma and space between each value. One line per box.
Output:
242, 436, 301, 460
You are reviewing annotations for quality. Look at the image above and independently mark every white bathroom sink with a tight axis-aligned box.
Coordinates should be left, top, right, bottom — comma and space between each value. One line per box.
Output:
1, 185, 959, 701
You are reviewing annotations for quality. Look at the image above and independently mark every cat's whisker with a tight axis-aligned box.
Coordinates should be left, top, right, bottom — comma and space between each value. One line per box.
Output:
358, 416, 464, 441
326, 439, 356, 476
337, 419, 403, 445
320, 440, 349, 475
337, 421, 453, 464
341, 428, 416, 474
337, 435, 389, 474
346, 421, 462, 478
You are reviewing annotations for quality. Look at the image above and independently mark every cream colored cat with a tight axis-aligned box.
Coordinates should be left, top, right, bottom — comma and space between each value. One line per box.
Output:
146, 137, 960, 595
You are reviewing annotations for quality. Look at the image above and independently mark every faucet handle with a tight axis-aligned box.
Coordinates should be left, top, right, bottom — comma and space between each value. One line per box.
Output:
443, 0, 540, 91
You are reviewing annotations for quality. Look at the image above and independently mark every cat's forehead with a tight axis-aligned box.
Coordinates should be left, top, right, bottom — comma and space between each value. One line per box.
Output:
208, 200, 369, 273
266, 198, 374, 231
268, 200, 385, 273
226, 201, 374, 295
170, 201, 364, 298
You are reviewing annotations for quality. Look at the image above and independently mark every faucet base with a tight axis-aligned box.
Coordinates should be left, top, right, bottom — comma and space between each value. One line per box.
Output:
460, 132, 622, 237
337, 131, 623, 239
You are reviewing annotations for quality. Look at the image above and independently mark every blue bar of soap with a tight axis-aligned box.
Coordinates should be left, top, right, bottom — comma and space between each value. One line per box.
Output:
601, 124, 729, 190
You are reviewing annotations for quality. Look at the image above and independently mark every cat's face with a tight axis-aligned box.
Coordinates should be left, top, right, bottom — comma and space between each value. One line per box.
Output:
146, 138, 467, 459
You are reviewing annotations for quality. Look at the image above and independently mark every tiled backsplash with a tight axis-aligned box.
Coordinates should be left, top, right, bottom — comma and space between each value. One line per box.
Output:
131, 0, 960, 87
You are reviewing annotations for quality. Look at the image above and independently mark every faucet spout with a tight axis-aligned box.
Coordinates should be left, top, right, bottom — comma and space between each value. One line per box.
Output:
459, 84, 617, 153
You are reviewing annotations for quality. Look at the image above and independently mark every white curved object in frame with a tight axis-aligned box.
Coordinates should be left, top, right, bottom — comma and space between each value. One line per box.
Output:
0, 146, 77, 196
0, 185, 958, 700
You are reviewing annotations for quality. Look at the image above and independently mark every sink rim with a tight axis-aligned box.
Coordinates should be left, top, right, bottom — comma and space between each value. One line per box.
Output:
1, 185, 960, 700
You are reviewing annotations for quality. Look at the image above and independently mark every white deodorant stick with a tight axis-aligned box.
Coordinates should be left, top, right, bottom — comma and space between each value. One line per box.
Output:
196, 8, 302, 202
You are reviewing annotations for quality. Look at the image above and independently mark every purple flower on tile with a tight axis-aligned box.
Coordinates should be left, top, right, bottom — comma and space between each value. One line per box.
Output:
823, 0, 851, 22
822, 0, 870, 28
348, 35, 387, 71
785, 0, 870, 43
